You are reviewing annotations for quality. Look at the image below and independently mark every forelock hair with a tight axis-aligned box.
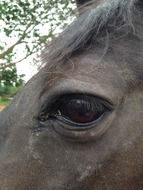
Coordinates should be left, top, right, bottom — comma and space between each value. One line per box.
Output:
42, 0, 142, 67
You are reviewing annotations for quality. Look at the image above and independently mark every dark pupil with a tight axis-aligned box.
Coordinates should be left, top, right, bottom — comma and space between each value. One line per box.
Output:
58, 97, 104, 124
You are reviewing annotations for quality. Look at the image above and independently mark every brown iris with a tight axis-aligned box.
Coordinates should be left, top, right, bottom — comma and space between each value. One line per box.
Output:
54, 94, 106, 124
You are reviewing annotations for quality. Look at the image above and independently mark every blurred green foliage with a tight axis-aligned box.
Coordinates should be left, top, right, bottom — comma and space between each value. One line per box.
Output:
0, 0, 76, 99
0, 64, 24, 97
0, 0, 75, 67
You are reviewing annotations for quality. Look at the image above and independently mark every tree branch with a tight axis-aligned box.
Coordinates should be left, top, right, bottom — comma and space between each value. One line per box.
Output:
0, 23, 33, 59
0, 49, 38, 70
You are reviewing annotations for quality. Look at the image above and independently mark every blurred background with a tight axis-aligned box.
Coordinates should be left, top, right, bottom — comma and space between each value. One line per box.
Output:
0, 0, 76, 111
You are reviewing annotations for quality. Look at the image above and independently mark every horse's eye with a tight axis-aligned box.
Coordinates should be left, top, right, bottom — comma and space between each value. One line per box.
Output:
39, 94, 114, 141
56, 97, 105, 124
45, 94, 110, 126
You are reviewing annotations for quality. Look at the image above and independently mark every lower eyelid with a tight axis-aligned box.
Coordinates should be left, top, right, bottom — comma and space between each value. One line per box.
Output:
50, 112, 113, 142
47, 111, 106, 130
61, 117, 104, 130
36, 109, 115, 142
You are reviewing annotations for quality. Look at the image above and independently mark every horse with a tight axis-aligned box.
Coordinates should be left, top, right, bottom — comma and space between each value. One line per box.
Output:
0, 0, 143, 189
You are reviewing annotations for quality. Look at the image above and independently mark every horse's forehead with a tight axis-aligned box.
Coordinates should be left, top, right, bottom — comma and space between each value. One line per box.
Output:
62, 51, 125, 86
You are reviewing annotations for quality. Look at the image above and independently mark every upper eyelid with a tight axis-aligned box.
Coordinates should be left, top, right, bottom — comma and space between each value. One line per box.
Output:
42, 92, 115, 108
40, 79, 118, 108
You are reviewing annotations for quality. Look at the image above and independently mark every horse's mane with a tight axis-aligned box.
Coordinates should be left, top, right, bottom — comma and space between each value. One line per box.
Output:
42, 0, 142, 66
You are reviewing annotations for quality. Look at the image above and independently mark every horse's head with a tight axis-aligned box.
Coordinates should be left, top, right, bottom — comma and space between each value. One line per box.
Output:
0, 0, 143, 189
